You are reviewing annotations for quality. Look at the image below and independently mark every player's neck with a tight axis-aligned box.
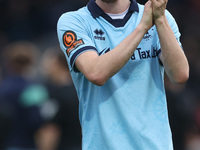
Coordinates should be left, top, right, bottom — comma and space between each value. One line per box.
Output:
96, 0, 131, 14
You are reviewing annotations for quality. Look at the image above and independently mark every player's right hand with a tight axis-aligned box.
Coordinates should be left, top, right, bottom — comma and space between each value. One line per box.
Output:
139, 0, 154, 31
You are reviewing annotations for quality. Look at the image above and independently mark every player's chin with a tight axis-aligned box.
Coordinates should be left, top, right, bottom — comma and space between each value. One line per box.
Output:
101, 0, 117, 3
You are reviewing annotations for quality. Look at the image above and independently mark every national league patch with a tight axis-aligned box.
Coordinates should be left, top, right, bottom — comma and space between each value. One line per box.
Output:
63, 30, 84, 56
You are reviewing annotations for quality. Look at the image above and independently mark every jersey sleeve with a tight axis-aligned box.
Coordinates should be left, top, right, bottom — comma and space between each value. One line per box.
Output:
57, 12, 97, 72
156, 9, 182, 56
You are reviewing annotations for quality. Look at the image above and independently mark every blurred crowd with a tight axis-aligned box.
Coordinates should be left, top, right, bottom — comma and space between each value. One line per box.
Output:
0, 0, 199, 150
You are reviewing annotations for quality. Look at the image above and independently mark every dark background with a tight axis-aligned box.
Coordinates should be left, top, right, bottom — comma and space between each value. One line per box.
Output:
0, 0, 200, 150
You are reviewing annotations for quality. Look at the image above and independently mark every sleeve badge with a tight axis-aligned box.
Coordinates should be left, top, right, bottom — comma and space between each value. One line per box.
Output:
63, 30, 84, 56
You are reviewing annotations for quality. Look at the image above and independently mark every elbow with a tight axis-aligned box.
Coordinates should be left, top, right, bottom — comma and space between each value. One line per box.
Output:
172, 70, 189, 84
174, 74, 189, 84
87, 72, 107, 86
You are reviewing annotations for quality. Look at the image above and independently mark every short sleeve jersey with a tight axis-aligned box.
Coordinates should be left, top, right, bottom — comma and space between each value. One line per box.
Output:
57, 0, 182, 149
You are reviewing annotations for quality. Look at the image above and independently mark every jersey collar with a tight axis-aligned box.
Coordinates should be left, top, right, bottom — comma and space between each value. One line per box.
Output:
87, 0, 139, 19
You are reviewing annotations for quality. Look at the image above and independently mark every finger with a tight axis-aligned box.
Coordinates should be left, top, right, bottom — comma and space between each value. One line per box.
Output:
150, 0, 159, 5
158, 0, 168, 2
144, 0, 153, 11
145, 0, 152, 7
151, 0, 168, 5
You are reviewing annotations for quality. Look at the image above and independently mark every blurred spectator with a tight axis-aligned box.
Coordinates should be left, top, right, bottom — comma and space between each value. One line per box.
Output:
0, 65, 2, 82
165, 0, 200, 149
181, 0, 200, 145
0, 63, 10, 149
165, 76, 191, 150
0, 0, 88, 43
35, 47, 81, 150
0, 0, 199, 150
0, 41, 48, 150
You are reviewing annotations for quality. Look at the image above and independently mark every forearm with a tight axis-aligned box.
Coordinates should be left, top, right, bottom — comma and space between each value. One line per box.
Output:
155, 17, 189, 83
76, 25, 148, 85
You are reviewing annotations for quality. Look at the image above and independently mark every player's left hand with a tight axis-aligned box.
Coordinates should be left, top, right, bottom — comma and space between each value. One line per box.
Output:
150, 0, 168, 23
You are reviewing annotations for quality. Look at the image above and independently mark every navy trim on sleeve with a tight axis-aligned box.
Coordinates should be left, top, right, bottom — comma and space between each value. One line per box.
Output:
70, 46, 97, 72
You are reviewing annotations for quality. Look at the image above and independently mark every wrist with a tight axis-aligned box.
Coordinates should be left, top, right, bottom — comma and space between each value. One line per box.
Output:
137, 23, 150, 34
154, 16, 167, 26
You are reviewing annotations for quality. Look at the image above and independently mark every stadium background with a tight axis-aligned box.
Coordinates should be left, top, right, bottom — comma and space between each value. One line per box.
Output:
0, 0, 200, 150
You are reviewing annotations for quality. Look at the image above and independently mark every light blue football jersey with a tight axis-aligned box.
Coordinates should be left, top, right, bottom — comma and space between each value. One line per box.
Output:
57, 0, 182, 149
